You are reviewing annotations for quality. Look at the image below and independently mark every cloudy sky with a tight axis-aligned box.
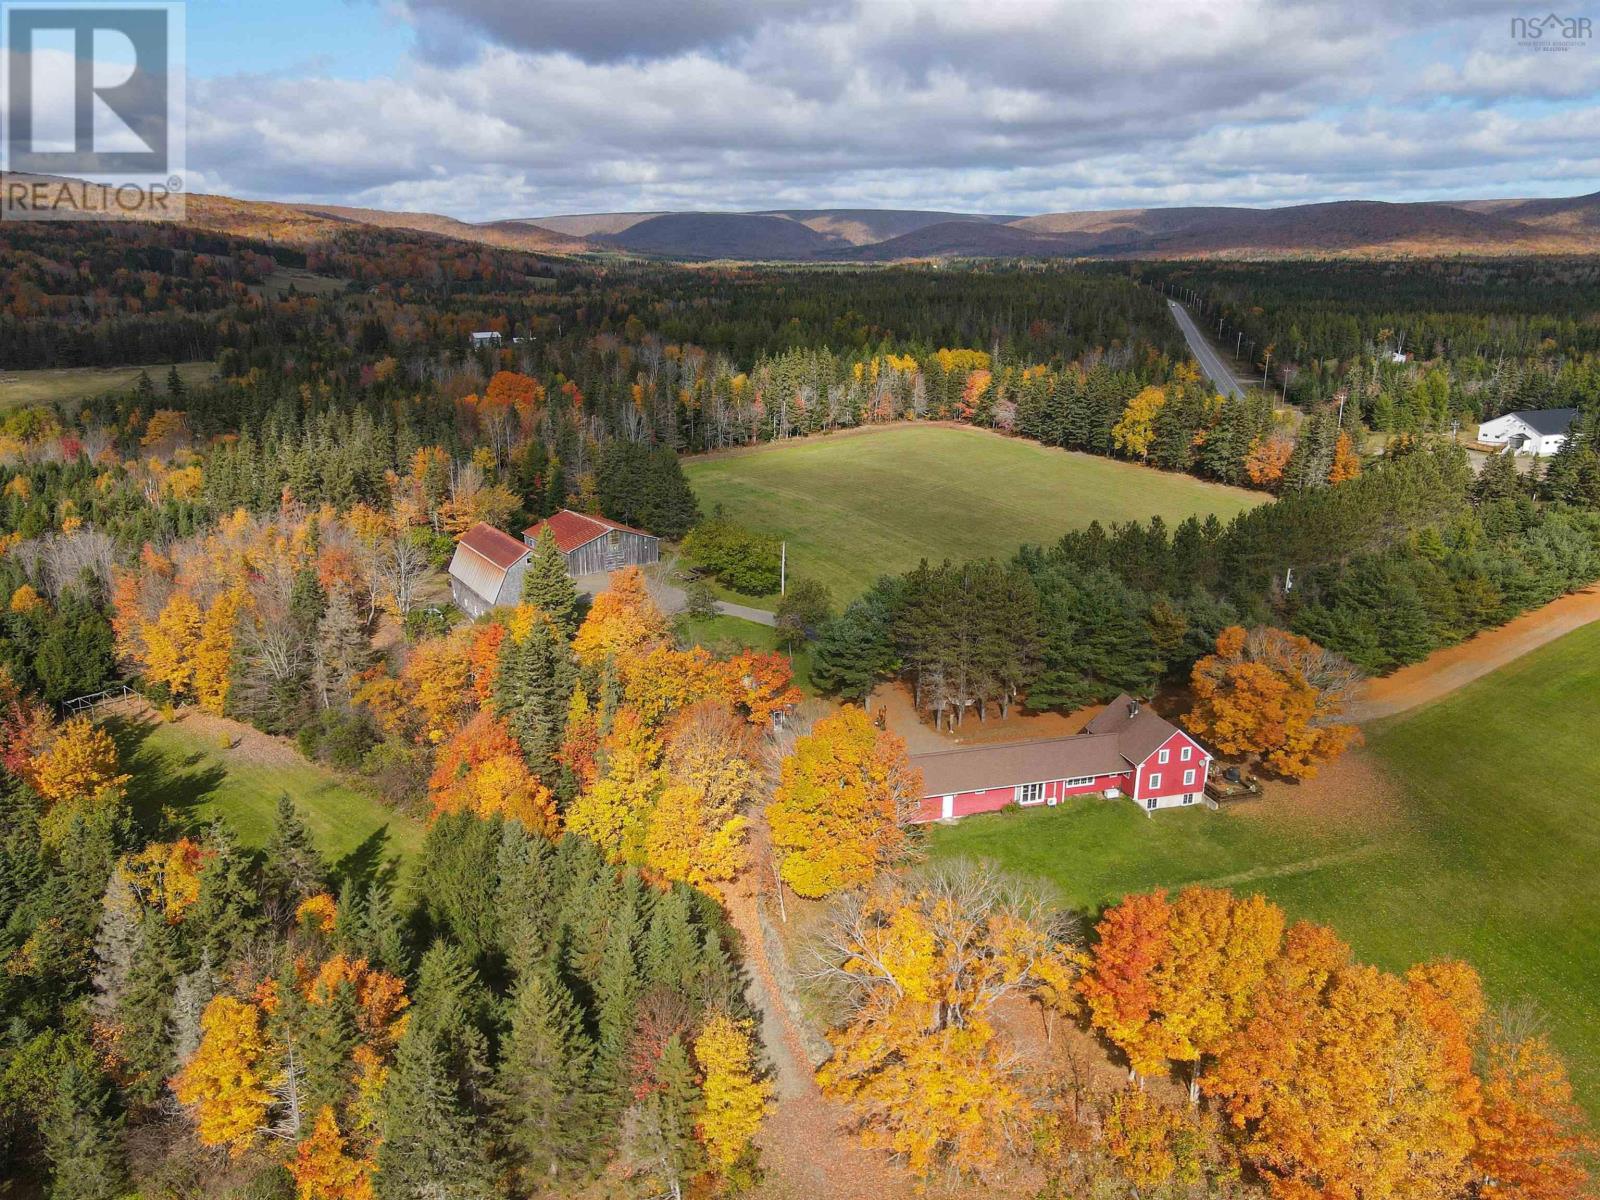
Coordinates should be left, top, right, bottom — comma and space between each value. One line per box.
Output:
159, 0, 1600, 218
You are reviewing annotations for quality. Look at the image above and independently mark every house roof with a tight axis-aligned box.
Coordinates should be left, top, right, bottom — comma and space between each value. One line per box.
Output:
1499, 408, 1578, 436
524, 509, 656, 554
449, 523, 529, 604
910, 734, 1130, 797
458, 522, 530, 569
909, 695, 1200, 798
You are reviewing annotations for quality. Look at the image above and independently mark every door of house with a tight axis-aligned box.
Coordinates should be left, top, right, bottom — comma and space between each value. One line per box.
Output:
604, 529, 624, 569
941, 795, 954, 820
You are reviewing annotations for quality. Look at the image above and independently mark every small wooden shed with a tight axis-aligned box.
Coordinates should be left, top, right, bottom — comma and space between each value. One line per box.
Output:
448, 523, 531, 617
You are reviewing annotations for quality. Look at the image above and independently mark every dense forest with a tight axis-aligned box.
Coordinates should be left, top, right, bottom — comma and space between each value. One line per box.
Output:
1135, 258, 1600, 426
0, 217, 1596, 1198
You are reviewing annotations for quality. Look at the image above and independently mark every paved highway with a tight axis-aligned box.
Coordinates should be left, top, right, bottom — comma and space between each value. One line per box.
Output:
1167, 299, 1245, 399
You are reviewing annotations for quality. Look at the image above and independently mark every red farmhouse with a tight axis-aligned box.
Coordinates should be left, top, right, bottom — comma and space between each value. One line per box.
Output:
909, 695, 1211, 821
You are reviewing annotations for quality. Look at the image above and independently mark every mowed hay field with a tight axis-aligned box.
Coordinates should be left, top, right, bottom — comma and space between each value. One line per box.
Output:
0, 361, 216, 410
928, 620, 1600, 1113
682, 425, 1264, 604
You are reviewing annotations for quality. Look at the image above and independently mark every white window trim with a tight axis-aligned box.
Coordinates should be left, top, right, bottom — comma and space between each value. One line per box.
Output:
1063, 775, 1095, 788
1148, 772, 1162, 791
1184, 769, 1196, 786
1180, 745, 1192, 762
1158, 749, 1170, 764
1015, 781, 1045, 806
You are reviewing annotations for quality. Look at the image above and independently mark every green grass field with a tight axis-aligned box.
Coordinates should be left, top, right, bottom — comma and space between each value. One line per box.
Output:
0, 362, 216, 410
927, 621, 1600, 1112
113, 714, 425, 886
683, 426, 1263, 605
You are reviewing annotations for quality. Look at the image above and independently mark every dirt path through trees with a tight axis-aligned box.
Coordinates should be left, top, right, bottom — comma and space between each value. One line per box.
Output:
1347, 585, 1600, 723
725, 826, 913, 1200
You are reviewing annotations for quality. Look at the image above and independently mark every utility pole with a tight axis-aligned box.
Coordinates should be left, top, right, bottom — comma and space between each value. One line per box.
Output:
780, 541, 786, 596
1236, 331, 1244, 357
1262, 348, 1271, 385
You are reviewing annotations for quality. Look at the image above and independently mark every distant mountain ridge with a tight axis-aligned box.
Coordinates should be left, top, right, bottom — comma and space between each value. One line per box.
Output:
5, 174, 1598, 261
521, 195, 1600, 260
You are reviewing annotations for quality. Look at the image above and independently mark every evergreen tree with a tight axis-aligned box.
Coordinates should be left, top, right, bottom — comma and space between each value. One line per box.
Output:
520, 526, 580, 637
117, 914, 182, 1109
377, 1021, 497, 1200
491, 616, 576, 783
631, 1035, 703, 1200
188, 822, 263, 963
494, 968, 598, 1184
261, 794, 325, 910
42, 1055, 128, 1200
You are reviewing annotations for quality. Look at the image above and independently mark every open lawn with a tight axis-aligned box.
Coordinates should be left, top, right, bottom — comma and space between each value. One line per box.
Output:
928, 620, 1600, 1113
683, 426, 1263, 605
0, 362, 216, 410
113, 713, 425, 887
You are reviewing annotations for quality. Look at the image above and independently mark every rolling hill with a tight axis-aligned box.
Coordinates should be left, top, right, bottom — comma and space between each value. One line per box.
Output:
6, 172, 1600, 262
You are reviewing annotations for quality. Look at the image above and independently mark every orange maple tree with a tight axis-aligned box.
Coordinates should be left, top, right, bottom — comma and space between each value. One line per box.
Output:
1187, 625, 1361, 779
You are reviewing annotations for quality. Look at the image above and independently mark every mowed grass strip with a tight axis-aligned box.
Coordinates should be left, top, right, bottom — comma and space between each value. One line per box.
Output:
0, 361, 216, 410
683, 425, 1263, 605
927, 620, 1600, 1113
114, 715, 425, 884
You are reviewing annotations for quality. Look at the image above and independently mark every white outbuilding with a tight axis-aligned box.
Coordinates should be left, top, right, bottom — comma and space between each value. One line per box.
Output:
1476, 408, 1578, 457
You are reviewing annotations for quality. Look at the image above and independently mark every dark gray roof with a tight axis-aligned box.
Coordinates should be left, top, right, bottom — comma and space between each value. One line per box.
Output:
909, 694, 1191, 797
1506, 408, 1578, 436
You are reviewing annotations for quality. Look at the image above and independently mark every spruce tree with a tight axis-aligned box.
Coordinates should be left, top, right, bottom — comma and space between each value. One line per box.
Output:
377, 1021, 497, 1200
42, 1056, 128, 1200
117, 914, 182, 1109
632, 1035, 703, 1200
521, 526, 580, 637
261, 794, 325, 909
495, 968, 598, 1185
491, 616, 576, 783
189, 822, 264, 962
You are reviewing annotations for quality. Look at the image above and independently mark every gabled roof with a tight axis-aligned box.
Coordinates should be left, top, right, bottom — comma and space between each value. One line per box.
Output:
1508, 408, 1578, 436
909, 695, 1202, 798
524, 508, 656, 554
458, 522, 530, 569
911, 733, 1129, 797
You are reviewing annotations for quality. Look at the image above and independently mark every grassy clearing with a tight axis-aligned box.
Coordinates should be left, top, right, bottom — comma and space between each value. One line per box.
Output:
683, 425, 1263, 605
675, 613, 815, 692
0, 362, 216, 410
928, 621, 1600, 1113
113, 713, 425, 886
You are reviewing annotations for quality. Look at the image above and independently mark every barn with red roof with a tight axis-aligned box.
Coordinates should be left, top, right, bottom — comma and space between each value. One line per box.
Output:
524, 508, 660, 576
447, 523, 531, 617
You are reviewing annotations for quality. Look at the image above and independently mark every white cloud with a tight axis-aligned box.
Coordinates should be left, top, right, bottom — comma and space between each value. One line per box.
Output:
177, 0, 1600, 217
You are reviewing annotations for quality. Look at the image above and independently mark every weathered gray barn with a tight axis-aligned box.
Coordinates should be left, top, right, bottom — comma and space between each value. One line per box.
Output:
524, 509, 660, 576
447, 523, 531, 617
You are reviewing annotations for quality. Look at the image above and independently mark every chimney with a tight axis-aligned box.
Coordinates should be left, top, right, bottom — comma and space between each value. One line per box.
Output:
1127, 699, 1140, 718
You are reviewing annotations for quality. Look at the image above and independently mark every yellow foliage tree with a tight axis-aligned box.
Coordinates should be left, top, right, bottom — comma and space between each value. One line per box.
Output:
572, 566, 670, 666
288, 1106, 376, 1200
142, 590, 203, 699
27, 715, 130, 807
766, 706, 919, 898
1111, 386, 1167, 460
1188, 625, 1361, 779
172, 995, 275, 1156
565, 709, 663, 862
694, 1013, 773, 1175
194, 583, 247, 714
815, 862, 1080, 1181
125, 837, 210, 923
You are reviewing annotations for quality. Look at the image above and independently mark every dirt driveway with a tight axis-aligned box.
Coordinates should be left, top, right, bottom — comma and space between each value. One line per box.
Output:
1347, 585, 1600, 723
